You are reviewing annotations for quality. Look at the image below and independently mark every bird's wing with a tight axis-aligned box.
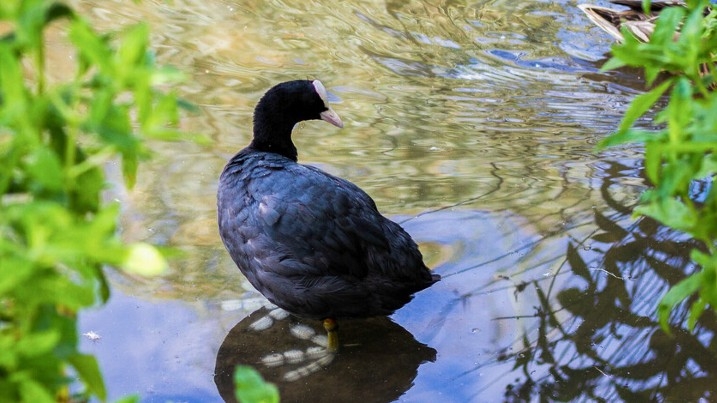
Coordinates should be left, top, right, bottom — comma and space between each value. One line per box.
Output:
238, 161, 391, 280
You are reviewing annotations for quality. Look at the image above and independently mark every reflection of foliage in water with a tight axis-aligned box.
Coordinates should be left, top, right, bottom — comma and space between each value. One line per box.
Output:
495, 160, 716, 402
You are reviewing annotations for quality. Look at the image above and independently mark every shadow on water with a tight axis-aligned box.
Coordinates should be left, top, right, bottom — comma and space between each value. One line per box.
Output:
460, 160, 717, 402
214, 307, 435, 402
505, 212, 716, 400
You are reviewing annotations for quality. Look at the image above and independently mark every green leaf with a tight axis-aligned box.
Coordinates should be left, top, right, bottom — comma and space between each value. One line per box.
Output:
143, 92, 178, 132
0, 44, 31, 126
70, 164, 103, 213
0, 259, 34, 294
641, 0, 651, 15
122, 243, 168, 276
234, 366, 280, 403
687, 298, 707, 330
691, 249, 717, 305
151, 65, 187, 86
114, 396, 140, 403
23, 146, 65, 192
634, 197, 696, 232
643, 142, 663, 184
658, 271, 703, 334
15, 0, 51, 51
651, 7, 685, 47
68, 19, 112, 75
15, 330, 60, 357
19, 378, 55, 403
600, 56, 627, 72
667, 78, 693, 143
87, 89, 113, 131
97, 267, 111, 303
619, 80, 672, 134
122, 150, 139, 189
597, 129, 659, 149
115, 23, 149, 74
597, 81, 672, 150
68, 353, 107, 401
132, 71, 151, 125
677, 4, 704, 49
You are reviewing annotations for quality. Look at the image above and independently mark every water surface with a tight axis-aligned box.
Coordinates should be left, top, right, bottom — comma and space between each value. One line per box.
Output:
64, 0, 716, 401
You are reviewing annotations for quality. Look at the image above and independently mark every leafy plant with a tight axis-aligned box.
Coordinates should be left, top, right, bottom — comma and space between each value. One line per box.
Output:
597, 0, 717, 332
234, 366, 280, 403
0, 0, 186, 401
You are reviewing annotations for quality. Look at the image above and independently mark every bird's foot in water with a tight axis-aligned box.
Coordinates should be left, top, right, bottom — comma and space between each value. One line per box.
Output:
323, 317, 339, 353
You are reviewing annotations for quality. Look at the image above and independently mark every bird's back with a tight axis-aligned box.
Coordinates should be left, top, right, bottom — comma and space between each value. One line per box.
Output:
217, 148, 438, 319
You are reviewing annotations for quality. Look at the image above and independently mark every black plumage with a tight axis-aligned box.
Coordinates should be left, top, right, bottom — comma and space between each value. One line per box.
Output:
217, 80, 439, 323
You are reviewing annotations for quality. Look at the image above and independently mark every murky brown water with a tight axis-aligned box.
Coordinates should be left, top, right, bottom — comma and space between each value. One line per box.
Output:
63, 0, 716, 401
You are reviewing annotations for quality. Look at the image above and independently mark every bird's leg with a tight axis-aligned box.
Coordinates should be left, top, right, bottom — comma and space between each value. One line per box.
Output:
323, 317, 339, 353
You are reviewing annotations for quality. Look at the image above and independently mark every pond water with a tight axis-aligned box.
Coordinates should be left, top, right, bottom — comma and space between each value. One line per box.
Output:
60, 0, 717, 401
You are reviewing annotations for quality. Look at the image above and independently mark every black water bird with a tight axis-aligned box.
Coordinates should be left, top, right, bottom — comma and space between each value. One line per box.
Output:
217, 80, 440, 351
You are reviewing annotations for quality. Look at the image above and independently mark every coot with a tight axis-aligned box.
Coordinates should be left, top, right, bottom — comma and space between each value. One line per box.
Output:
217, 80, 440, 351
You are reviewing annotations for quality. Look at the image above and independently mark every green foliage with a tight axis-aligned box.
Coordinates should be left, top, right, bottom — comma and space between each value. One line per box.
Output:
598, 0, 717, 333
234, 366, 280, 403
0, 0, 186, 401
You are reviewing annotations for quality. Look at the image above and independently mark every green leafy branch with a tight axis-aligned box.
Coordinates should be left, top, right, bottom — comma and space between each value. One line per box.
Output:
597, 0, 717, 333
0, 0, 190, 401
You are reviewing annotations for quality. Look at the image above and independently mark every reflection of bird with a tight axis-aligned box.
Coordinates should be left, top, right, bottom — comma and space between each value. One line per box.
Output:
217, 80, 440, 352
214, 306, 437, 403
578, 0, 688, 43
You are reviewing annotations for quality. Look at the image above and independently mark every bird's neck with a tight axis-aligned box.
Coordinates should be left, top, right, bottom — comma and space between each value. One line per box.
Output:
250, 115, 299, 161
